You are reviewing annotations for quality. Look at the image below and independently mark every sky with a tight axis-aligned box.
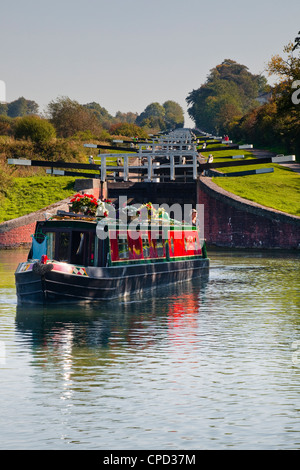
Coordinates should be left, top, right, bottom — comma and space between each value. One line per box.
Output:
1, 0, 299, 127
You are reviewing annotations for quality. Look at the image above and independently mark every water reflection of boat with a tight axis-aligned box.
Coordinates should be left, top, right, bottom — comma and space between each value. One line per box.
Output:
15, 274, 209, 351
15, 203, 209, 305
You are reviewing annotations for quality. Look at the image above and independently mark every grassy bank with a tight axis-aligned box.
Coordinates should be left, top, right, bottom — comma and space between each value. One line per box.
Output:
208, 148, 300, 217
0, 175, 77, 223
0, 137, 121, 223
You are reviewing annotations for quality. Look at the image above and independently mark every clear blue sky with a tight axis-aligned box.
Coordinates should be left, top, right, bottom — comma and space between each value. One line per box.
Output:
1, 0, 299, 126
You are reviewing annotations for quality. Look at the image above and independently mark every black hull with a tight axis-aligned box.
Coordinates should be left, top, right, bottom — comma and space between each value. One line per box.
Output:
15, 258, 209, 304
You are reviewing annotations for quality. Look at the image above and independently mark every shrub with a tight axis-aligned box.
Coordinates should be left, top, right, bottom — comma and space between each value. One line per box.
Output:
0, 115, 15, 136
109, 122, 148, 138
14, 115, 56, 144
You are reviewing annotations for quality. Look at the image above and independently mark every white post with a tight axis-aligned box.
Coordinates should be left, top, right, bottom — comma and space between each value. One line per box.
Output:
153, 162, 160, 183
147, 155, 152, 181
193, 154, 197, 179
170, 155, 175, 181
123, 155, 128, 181
100, 154, 106, 182
152, 141, 156, 156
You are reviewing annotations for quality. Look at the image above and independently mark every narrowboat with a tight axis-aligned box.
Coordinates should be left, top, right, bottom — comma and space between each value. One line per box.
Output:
15, 198, 209, 304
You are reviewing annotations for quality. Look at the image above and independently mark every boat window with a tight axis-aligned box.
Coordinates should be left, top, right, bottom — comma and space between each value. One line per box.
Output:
184, 236, 195, 251
156, 236, 165, 257
170, 237, 174, 255
70, 231, 85, 265
46, 232, 56, 259
97, 239, 107, 266
43, 229, 101, 266
194, 237, 199, 252
142, 234, 150, 258
70, 231, 98, 266
117, 235, 129, 259
57, 232, 70, 262
89, 235, 96, 266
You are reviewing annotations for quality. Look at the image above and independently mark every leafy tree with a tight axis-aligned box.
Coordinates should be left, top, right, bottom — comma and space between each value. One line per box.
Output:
14, 115, 56, 144
163, 100, 184, 129
229, 37, 300, 159
115, 111, 138, 124
267, 42, 300, 112
186, 60, 267, 134
83, 102, 115, 128
136, 101, 184, 132
136, 102, 166, 131
266, 41, 300, 157
0, 103, 8, 116
7, 97, 39, 117
187, 78, 244, 134
47, 96, 102, 138
109, 122, 148, 138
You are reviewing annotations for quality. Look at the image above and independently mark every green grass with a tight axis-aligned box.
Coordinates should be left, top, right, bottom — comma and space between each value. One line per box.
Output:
0, 154, 121, 223
209, 149, 300, 217
0, 176, 77, 223
202, 147, 254, 161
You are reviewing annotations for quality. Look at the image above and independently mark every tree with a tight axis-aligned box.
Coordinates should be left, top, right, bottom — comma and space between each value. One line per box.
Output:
187, 78, 244, 134
163, 101, 184, 129
0, 103, 8, 116
229, 37, 300, 159
83, 102, 115, 129
267, 42, 300, 110
186, 60, 267, 134
14, 115, 56, 144
136, 102, 166, 130
109, 122, 148, 138
47, 96, 102, 138
7, 97, 39, 117
136, 101, 184, 132
115, 111, 138, 124
266, 40, 300, 156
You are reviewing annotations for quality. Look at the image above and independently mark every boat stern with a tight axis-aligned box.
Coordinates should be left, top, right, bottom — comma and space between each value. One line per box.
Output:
15, 260, 46, 304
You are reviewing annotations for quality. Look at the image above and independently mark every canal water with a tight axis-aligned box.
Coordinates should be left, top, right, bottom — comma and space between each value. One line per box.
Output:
0, 248, 299, 450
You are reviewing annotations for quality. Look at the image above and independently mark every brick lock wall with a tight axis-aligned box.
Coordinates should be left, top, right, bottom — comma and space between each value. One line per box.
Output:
197, 177, 300, 250
0, 198, 71, 249
0, 180, 103, 249
0, 221, 36, 248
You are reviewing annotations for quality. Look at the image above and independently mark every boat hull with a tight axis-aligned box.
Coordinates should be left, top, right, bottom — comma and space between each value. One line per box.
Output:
15, 258, 209, 304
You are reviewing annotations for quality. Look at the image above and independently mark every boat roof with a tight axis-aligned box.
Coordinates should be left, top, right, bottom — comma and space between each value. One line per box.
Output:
37, 212, 198, 232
